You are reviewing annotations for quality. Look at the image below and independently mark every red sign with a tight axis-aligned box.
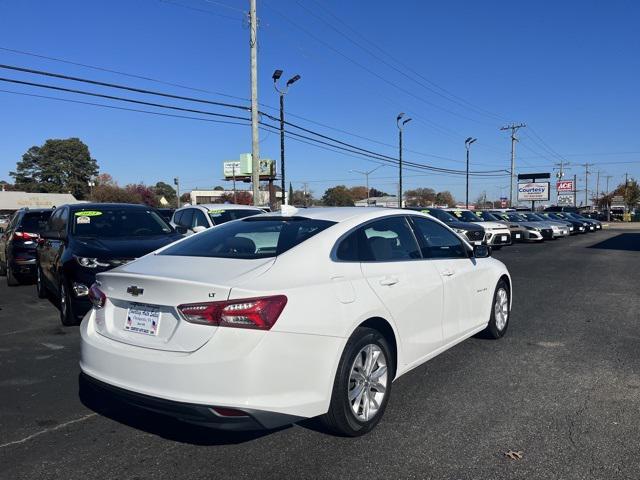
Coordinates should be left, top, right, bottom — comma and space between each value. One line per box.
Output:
557, 181, 574, 192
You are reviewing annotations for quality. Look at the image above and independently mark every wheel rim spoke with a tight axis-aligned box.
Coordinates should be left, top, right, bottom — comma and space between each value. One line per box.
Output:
348, 343, 388, 422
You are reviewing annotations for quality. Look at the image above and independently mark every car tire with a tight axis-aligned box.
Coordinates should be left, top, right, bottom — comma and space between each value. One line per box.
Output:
6, 264, 20, 286
59, 278, 79, 326
0, 258, 6, 276
321, 327, 394, 437
36, 265, 48, 299
483, 280, 510, 339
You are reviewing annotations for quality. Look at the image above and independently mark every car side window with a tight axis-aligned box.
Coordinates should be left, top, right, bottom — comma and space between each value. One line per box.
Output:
58, 208, 69, 233
363, 217, 421, 261
173, 210, 183, 225
411, 217, 468, 259
192, 209, 209, 228
179, 209, 193, 228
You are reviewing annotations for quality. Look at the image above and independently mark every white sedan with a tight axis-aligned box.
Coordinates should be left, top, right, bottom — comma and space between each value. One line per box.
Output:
80, 207, 512, 436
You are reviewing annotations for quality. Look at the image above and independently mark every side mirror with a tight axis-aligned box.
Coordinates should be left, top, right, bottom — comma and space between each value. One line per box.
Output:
174, 225, 188, 235
473, 244, 491, 258
192, 226, 207, 234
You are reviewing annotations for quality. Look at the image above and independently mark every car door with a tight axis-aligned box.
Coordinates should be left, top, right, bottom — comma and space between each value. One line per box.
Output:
410, 216, 491, 340
46, 207, 69, 293
179, 208, 195, 235
358, 216, 444, 366
39, 208, 61, 287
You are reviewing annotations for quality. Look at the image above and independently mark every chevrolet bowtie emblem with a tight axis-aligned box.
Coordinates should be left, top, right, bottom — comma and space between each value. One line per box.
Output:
127, 286, 144, 296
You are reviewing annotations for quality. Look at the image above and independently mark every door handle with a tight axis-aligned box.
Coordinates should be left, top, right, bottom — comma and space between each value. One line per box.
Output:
440, 269, 455, 277
379, 276, 399, 286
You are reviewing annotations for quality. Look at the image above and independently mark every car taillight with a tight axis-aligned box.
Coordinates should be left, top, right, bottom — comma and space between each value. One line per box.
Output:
88, 284, 106, 309
13, 231, 38, 241
178, 295, 287, 330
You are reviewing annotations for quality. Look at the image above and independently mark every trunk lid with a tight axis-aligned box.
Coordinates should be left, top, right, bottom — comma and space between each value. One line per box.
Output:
93, 254, 275, 352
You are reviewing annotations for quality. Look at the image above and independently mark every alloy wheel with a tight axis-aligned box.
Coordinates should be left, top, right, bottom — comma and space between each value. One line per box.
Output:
494, 288, 509, 331
348, 344, 388, 422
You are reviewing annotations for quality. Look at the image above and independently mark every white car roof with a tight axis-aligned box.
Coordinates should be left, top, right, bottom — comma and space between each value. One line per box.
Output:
259, 206, 419, 223
181, 204, 265, 211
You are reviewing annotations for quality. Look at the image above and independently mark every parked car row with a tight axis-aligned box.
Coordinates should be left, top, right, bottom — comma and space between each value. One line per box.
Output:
2, 203, 515, 436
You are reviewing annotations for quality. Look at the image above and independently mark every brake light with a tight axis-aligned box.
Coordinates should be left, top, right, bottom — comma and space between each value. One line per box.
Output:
13, 231, 38, 241
178, 295, 287, 330
88, 283, 106, 309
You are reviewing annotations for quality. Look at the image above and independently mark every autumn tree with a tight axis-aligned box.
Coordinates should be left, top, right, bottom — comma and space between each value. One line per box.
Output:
435, 191, 455, 207
154, 181, 178, 207
349, 186, 369, 201
405, 187, 436, 207
125, 184, 159, 207
322, 185, 355, 206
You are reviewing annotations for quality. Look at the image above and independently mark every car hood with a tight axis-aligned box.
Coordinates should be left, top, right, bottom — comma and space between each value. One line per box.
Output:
439, 220, 484, 231
73, 234, 183, 259
477, 221, 509, 231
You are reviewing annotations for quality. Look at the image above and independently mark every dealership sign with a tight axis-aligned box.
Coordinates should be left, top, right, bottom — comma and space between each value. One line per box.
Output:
518, 182, 550, 201
556, 180, 574, 192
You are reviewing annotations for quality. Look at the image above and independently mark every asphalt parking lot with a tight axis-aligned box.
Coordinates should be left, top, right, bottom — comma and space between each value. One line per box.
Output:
1, 227, 639, 480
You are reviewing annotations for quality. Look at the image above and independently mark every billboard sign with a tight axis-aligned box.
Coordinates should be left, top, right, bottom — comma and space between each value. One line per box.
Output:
557, 193, 574, 206
518, 182, 550, 201
223, 156, 276, 178
556, 180, 574, 192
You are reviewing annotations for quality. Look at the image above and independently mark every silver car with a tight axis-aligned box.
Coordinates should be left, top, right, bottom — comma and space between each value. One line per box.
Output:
491, 212, 545, 242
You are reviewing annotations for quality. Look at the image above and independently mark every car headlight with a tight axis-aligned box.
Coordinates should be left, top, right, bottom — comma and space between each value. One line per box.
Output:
453, 228, 467, 235
74, 256, 110, 268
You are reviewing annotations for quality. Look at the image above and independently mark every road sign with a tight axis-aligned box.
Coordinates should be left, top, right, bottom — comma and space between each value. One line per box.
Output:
556, 180, 574, 192
518, 182, 550, 201
518, 172, 550, 180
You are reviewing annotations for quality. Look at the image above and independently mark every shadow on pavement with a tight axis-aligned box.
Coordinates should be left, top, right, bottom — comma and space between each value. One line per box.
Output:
78, 377, 288, 446
588, 233, 640, 252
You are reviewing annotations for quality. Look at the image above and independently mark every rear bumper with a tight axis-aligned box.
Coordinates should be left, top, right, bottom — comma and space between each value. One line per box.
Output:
79, 310, 343, 423
10, 258, 36, 276
79, 373, 302, 430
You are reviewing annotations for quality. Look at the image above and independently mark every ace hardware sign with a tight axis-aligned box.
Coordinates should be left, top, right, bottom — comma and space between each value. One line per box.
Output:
557, 180, 574, 192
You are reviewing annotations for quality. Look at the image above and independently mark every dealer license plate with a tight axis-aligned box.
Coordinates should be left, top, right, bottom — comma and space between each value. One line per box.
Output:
500, 235, 508, 242
125, 303, 160, 336
515, 233, 521, 239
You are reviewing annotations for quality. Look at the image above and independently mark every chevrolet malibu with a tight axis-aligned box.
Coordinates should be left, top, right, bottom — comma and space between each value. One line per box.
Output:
80, 208, 512, 436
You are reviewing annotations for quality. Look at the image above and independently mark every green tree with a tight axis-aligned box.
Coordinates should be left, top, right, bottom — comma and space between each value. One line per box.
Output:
154, 181, 177, 207
213, 185, 224, 191
369, 187, 388, 198
322, 185, 355, 206
10, 138, 98, 199
91, 184, 142, 204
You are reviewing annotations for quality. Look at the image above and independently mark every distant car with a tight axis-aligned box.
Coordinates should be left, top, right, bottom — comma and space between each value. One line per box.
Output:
156, 208, 175, 222
405, 207, 486, 245
557, 212, 599, 231
79, 207, 512, 436
443, 208, 512, 249
544, 206, 579, 213
476, 211, 527, 243
36, 203, 184, 326
489, 212, 545, 242
170, 204, 264, 235
0, 208, 53, 285
519, 213, 569, 238
540, 212, 584, 234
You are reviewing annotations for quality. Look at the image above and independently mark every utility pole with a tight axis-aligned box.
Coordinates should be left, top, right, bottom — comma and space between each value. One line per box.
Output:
500, 123, 526, 207
595, 170, 600, 208
174, 177, 180, 208
464, 137, 477, 209
580, 163, 594, 209
249, 0, 260, 206
397, 113, 412, 208
232, 163, 237, 203
302, 182, 309, 207
573, 174, 577, 207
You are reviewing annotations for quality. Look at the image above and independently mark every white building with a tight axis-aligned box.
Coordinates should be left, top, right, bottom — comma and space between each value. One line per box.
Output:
189, 189, 281, 206
354, 196, 400, 208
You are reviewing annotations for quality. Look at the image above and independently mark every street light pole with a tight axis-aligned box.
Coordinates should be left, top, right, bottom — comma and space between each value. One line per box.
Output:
350, 165, 384, 206
273, 70, 301, 206
464, 137, 477, 209
396, 113, 412, 208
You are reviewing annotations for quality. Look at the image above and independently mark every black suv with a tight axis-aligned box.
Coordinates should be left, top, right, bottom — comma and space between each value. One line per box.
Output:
405, 207, 486, 245
0, 208, 53, 285
36, 203, 183, 326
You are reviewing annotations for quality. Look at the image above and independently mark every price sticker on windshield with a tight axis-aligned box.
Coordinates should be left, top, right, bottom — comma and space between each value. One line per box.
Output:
74, 211, 103, 217
76, 216, 91, 224
208, 209, 225, 217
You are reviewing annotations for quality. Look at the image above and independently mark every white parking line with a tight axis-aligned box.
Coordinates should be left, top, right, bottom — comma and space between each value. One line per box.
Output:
0, 413, 97, 449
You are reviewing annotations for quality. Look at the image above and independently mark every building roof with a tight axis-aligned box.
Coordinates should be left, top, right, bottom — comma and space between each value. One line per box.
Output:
0, 191, 81, 211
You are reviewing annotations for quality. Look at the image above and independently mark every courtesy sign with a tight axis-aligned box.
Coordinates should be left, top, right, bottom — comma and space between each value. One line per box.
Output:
517, 182, 550, 201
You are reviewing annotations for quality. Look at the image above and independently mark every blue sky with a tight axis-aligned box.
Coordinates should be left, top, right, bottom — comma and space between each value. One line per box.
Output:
1, 0, 639, 203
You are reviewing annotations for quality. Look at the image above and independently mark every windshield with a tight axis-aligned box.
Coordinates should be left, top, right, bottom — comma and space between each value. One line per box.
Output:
480, 212, 501, 222
420, 209, 458, 224
160, 217, 336, 259
20, 211, 52, 233
207, 208, 262, 225
506, 213, 523, 222
72, 208, 173, 237
447, 210, 484, 222
521, 213, 542, 222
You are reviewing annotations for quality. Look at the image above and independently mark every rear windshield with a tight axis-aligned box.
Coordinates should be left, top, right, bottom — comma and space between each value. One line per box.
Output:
160, 217, 336, 259
20, 211, 52, 233
71, 208, 173, 237
207, 208, 262, 225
